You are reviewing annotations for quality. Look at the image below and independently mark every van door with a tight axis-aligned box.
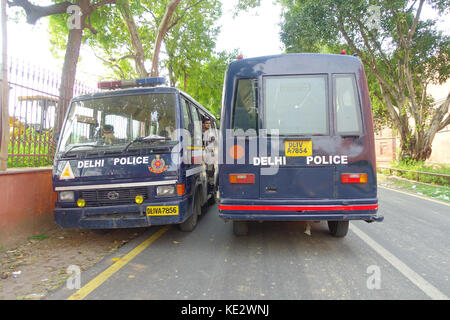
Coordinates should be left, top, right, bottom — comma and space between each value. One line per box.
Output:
220, 78, 260, 200
258, 74, 336, 200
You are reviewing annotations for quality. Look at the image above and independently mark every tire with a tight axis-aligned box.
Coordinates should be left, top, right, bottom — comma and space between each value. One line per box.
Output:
328, 221, 349, 237
233, 221, 248, 236
207, 192, 216, 205
90, 229, 111, 235
178, 193, 200, 232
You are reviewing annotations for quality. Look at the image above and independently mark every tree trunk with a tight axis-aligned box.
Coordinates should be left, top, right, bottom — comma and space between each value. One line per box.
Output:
120, 0, 147, 77
55, 26, 83, 135
150, 0, 181, 77
55, 0, 92, 135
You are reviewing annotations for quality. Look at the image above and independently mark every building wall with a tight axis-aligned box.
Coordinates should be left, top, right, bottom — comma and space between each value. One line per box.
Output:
0, 168, 56, 248
427, 127, 450, 165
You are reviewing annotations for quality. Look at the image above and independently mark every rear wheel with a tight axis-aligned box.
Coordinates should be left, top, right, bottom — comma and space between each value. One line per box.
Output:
178, 193, 200, 232
328, 221, 349, 237
233, 221, 248, 236
90, 229, 111, 235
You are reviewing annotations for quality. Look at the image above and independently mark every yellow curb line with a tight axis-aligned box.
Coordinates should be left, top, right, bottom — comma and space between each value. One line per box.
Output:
67, 226, 170, 300
379, 186, 450, 207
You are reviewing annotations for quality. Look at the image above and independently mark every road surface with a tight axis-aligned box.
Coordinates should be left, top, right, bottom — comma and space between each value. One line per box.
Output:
48, 186, 449, 300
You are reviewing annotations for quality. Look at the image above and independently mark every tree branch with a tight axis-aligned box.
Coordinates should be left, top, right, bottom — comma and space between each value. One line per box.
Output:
91, 0, 116, 11
407, 0, 425, 43
92, 49, 127, 79
167, 0, 204, 31
438, 114, 450, 132
83, 13, 98, 34
8, 0, 73, 24
435, 92, 450, 131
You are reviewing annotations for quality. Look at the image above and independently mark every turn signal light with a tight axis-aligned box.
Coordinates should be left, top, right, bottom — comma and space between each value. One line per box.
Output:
341, 173, 368, 184
229, 173, 255, 184
177, 184, 185, 196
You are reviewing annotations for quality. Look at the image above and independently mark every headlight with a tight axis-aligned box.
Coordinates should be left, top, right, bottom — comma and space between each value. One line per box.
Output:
59, 191, 74, 202
156, 185, 175, 197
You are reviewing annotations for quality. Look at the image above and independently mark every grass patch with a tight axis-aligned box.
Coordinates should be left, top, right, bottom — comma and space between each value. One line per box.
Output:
8, 128, 55, 168
378, 160, 450, 186
27, 233, 49, 241
378, 174, 450, 203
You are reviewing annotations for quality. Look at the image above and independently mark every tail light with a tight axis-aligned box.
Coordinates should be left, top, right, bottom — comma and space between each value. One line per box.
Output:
341, 173, 368, 184
229, 173, 255, 184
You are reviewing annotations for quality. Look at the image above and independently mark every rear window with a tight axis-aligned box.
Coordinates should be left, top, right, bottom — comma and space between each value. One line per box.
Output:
333, 74, 362, 135
232, 79, 258, 134
263, 75, 328, 135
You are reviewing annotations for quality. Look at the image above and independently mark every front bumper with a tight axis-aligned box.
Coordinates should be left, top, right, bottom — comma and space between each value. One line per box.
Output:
218, 200, 383, 222
54, 198, 189, 229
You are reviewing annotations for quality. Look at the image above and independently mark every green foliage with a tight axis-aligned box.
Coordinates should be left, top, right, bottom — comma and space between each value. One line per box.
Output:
179, 50, 239, 117
278, 0, 450, 160
165, 0, 222, 84
383, 160, 450, 186
8, 128, 54, 168
45, 1, 239, 118
377, 173, 450, 202
28, 233, 49, 241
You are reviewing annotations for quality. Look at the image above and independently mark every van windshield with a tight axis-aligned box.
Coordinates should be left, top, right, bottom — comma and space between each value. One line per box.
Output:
264, 75, 328, 135
58, 93, 177, 153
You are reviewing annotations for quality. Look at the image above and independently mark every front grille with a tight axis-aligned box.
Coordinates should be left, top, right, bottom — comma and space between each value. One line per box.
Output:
80, 187, 149, 206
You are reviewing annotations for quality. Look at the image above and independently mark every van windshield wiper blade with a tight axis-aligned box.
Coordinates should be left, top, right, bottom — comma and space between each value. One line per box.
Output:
63, 144, 101, 156
122, 136, 169, 153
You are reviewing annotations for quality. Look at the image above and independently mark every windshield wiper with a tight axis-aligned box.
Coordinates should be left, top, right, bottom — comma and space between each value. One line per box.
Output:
62, 144, 102, 157
122, 136, 169, 153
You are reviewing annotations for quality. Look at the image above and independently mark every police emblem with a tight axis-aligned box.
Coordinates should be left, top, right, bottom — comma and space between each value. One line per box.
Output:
149, 155, 168, 173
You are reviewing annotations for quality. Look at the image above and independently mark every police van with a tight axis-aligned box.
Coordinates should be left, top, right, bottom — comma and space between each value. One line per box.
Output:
218, 53, 383, 236
53, 77, 218, 232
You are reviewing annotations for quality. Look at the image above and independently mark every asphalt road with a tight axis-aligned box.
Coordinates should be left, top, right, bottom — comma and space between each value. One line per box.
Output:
49, 186, 449, 300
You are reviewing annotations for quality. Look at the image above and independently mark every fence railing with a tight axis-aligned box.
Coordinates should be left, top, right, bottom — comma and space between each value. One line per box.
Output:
6, 57, 95, 168
377, 166, 450, 186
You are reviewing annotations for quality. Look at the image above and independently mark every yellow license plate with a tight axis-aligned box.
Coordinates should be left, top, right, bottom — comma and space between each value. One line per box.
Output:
285, 140, 312, 157
146, 206, 179, 216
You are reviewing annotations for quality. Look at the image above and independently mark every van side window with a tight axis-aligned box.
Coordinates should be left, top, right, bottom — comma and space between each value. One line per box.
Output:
333, 74, 362, 135
181, 98, 191, 131
189, 102, 203, 147
232, 79, 258, 134
180, 98, 192, 147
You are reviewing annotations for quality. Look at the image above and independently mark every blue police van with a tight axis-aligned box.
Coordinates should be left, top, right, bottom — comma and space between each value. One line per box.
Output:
53, 77, 218, 232
218, 53, 383, 236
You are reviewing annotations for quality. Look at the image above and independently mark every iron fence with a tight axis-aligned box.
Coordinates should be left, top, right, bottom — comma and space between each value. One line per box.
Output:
6, 57, 95, 167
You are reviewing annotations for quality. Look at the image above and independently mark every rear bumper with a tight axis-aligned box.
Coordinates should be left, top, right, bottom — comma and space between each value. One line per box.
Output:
54, 198, 190, 229
218, 201, 383, 222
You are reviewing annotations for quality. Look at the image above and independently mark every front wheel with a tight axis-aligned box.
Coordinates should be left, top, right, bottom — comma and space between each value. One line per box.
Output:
178, 193, 200, 232
328, 221, 349, 237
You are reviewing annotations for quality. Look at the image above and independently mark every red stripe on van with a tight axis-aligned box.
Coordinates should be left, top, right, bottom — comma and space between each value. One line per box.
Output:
218, 204, 378, 212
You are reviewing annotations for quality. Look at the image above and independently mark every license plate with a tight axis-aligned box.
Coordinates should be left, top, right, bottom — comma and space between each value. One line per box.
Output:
146, 206, 179, 216
285, 140, 312, 157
